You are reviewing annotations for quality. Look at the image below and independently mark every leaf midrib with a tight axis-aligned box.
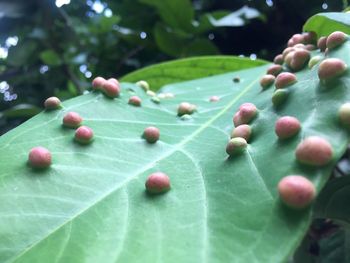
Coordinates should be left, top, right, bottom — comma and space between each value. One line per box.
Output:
9, 78, 258, 263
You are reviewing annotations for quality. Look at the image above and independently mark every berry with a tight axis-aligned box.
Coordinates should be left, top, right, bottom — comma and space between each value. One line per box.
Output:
128, 96, 142, 106
226, 137, 247, 156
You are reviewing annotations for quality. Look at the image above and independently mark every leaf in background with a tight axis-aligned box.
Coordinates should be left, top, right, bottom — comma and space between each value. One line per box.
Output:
153, 23, 189, 57
39, 50, 62, 67
1, 39, 350, 262
1, 104, 41, 118
314, 176, 350, 226
121, 55, 268, 90
7, 40, 37, 66
303, 12, 350, 37
183, 39, 219, 56
206, 5, 260, 27
140, 0, 194, 32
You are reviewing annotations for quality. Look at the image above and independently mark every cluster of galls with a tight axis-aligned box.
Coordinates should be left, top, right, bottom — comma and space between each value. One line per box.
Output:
228, 30, 350, 209
28, 78, 174, 195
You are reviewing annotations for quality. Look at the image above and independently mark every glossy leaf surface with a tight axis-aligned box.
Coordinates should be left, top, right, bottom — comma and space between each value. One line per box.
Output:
1, 42, 350, 262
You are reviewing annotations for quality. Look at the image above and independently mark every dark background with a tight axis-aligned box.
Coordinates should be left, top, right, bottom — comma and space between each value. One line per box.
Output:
0, 0, 344, 134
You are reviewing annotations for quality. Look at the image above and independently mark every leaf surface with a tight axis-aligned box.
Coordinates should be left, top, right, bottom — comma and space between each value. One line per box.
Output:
1, 41, 350, 263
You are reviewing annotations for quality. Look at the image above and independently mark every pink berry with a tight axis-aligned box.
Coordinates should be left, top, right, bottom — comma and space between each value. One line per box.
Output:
63, 112, 83, 128
143, 126, 160, 143
295, 136, 333, 166
28, 147, 52, 169
278, 175, 315, 209
275, 72, 297, 89
231, 124, 251, 141
75, 126, 94, 144
128, 96, 142, 106
318, 58, 347, 81
107, 78, 119, 85
92, 76, 106, 90
44, 97, 61, 110
145, 172, 170, 194
326, 31, 347, 49
267, 64, 283, 76
102, 80, 120, 98
275, 116, 300, 139
209, 96, 220, 102
317, 36, 327, 51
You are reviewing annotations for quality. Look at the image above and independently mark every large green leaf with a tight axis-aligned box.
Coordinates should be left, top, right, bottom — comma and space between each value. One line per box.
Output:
303, 12, 350, 37
121, 56, 268, 90
1, 40, 350, 262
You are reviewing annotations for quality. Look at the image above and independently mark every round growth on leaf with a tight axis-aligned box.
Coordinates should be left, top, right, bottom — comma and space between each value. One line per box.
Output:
136, 80, 150, 91
92, 76, 106, 90
143, 126, 160, 143
75, 126, 94, 144
209, 96, 220, 102
326, 31, 347, 49
63, 112, 83, 128
338, 103, 350, 128
278, 175, 315, 209
128, 96, 142, 106
317, 36, 327, 51
267, 64, 283, 76
272, 89, 289, 107
275, 116, 300, 139
102, 80, 120, 98
260, 74, 275, 90
151, 96, 160, 104
226, 137, 247, 156
145, 172, 170, 194
44, 97, 61, 110
177, 102, 196, 116
273, 54, 284, 65
146, 90, 156, 97
295, 136, 333, 166
303, 31, 317, 44
28, 147, 52, 169
275, 72, 297, 89
318, 58, 347, 81
308, 55, 322, 69
231, 124, 251, 142
289, 49, 310, 71
233, 77, 240, 83
233, 103, 258, 126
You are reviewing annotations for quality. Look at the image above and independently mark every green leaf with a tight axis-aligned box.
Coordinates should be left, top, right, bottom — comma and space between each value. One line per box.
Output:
121, 56, 268, 90
204, 6, 260, 28
140, 0, 194, 32
303, 12, 350, 37
314, 176, 350, 226
2, 37, 350, 263
7, 40, 37, 66
1, 104, 41, 118
39, 50, 62, 66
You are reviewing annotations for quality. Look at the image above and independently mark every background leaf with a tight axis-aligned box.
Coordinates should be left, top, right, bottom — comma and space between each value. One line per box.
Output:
120, 55, 268, 90
303, 12, 350, 36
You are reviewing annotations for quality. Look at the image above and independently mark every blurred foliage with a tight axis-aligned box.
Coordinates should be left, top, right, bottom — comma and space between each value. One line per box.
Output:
0, 0, 345, 134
